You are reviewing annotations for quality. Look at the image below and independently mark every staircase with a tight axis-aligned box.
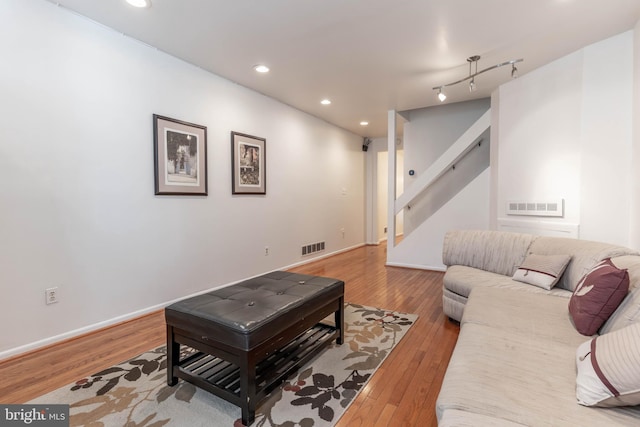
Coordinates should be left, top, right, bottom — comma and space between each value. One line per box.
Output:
386, 109, 492, 270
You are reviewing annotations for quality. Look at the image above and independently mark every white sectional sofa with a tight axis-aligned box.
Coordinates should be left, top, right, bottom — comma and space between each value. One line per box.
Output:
436, 230, 640, 426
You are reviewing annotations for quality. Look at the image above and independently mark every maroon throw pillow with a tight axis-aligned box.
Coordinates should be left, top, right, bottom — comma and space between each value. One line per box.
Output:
568, 258, 629, 336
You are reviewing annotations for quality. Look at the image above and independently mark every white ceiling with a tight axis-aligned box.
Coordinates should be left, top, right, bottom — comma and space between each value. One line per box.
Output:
48, 0, 640, 138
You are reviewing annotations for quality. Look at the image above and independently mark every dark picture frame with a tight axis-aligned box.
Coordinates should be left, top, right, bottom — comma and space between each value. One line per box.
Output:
153, 114, 207, 195
231, 131, 266, 195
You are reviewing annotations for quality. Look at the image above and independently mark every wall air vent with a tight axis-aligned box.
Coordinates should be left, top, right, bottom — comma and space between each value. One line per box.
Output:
506, 199, 564, 217
302, 241, 325, 256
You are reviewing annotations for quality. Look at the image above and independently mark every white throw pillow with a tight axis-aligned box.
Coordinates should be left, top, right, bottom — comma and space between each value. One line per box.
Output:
575, 322, 640, 407
512, 253, 571, 290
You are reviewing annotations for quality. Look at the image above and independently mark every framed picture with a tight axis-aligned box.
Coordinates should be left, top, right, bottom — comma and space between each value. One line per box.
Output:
231, 131, 266, 195
153, 114, 207, 195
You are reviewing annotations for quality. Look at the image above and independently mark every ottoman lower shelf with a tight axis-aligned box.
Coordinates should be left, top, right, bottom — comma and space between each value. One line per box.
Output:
174, 323, 338, 406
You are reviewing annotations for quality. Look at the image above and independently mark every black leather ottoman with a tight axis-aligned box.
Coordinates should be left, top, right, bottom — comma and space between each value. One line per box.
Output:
165, 271, 344, 426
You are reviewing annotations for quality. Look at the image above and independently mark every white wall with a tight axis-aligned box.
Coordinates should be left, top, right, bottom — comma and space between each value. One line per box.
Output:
387, 169, 490, 271
402, 99, 491, 235
364, 137, 403, 244
388, 29, 638, 268
0, 0, 365, 357
383, 99, 490, 269
495, 31, 634, 246
496, 51, 583, 226
630, 20, 640, 249
376, 150, 404, 241
580, 34, 633, 244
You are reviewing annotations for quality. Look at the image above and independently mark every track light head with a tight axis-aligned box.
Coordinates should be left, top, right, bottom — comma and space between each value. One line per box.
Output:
511, 63, 519, 78
437, 88, 446, 102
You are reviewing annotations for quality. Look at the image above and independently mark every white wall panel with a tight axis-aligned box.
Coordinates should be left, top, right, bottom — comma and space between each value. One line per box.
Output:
494, 31, 634, 247
387, 169, 490, 271
579, 32, 633, 245
496, 51, 584, 226
402, 99, 490, 235
0, 0, 364, 356
630, 20, 640, 249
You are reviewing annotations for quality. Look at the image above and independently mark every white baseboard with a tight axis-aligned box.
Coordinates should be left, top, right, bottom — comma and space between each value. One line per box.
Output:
0, 303, 168, 361
0, 243, 367, 362
280, 243, 365, 270
385, 261, 446, 272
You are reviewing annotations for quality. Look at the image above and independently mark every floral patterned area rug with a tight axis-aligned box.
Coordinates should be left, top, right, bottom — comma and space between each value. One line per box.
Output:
31, 303, 417, 427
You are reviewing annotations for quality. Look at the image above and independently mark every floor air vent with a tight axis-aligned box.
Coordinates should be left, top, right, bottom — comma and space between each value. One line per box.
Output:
302, 241, 325, 256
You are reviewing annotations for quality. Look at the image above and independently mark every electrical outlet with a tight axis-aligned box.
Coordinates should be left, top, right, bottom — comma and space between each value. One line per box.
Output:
45, 287, 59, 305
265, 246, 269, 256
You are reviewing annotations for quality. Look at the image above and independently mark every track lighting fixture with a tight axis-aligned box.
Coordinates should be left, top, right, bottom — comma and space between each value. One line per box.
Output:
433, 55, 523, 102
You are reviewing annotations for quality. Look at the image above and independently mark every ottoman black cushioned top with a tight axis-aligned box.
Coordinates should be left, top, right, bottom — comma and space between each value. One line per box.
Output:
166, 271, 343, 334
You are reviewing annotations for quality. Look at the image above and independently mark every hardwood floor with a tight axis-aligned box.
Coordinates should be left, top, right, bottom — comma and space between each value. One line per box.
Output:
0, 243, 459, 426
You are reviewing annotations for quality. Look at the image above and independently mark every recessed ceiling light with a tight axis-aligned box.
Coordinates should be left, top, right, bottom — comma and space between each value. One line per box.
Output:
360, 121, 369, 126
254, 64, 270, 73
321, 99, 331, 105
126, 0, 151, 8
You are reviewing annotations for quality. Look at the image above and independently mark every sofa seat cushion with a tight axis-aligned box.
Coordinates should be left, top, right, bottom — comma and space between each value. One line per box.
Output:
462, 287, 588, 347
444, 265, 572, 299
436, 323, 640, 426
439, 409, 528, 427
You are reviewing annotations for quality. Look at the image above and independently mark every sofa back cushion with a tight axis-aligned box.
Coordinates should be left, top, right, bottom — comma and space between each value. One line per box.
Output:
442, 230, 535, 277
600, 255, 640, 334
527, 237, 637, 292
